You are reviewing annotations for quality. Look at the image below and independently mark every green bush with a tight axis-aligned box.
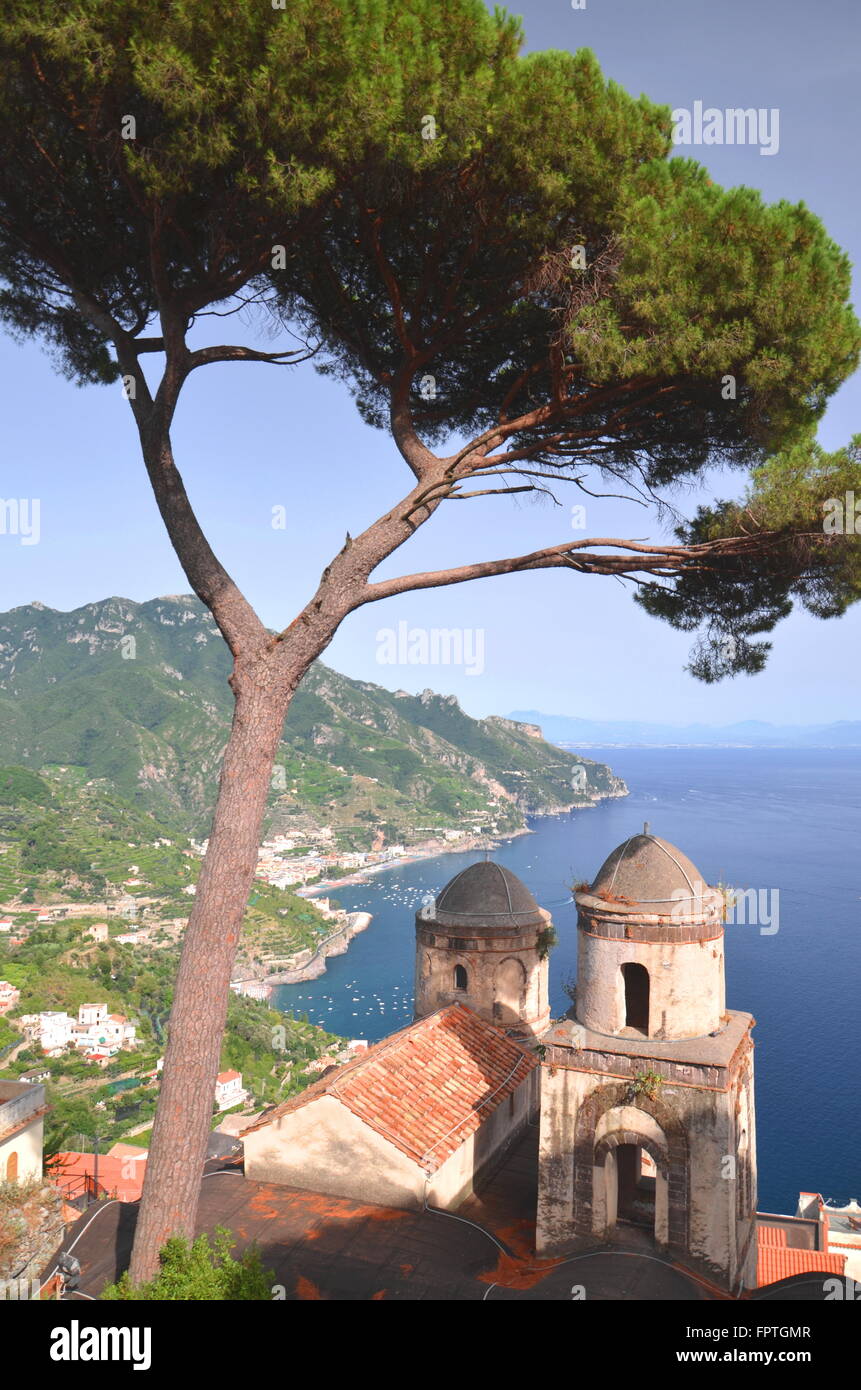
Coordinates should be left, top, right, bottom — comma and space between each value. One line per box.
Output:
101, 1228, 274, 1301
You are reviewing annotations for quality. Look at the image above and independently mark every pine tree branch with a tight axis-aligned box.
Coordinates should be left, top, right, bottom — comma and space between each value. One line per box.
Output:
354, 532, 803, 604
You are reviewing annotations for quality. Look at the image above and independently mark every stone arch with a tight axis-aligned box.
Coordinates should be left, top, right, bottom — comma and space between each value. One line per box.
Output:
453, 962, 468, 992
572, 1083, 689, 1253
494, 956, 526, 1022
594, 1129, 668, 1178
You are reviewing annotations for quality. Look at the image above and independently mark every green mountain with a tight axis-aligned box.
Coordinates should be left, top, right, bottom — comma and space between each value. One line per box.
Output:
0, 763, 193, 904
0, 761, 324, 946
0, 596, 626, 842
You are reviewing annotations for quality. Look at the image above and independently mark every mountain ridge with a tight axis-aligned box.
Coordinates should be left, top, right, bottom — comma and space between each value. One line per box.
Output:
0, 596, 626, 841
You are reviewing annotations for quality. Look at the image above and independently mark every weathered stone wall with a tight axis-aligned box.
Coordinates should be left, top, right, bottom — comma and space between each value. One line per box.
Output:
243, 1094, 427, 1207
576, 928, 725, 1039
536, 1036, 756, 1290
414, 920, 550, 1036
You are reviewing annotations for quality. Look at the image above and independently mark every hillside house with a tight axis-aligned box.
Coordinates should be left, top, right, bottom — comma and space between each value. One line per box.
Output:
0, 1080, 46, 1184
20, 1004, 136, 1058
215, 1070, 247, 1112
0, 979, 20, 1014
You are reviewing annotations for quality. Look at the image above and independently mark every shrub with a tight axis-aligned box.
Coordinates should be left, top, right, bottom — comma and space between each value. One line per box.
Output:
100, 1227, 274, 1300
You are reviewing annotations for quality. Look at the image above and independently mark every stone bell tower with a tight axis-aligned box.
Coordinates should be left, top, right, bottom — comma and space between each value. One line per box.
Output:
536, 829, 757, 1293
414, 860, 552, 1039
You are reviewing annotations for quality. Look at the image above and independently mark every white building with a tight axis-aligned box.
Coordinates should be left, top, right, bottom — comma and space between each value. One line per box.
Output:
0, 1081, 46, 1184
22, 1003, 136, 1058
0, 980, 20, 1014
36, 1011, 76, 1054
78, 1003, 108, 1028
230, 980, 270, 1002
215, 1070, 247, 1112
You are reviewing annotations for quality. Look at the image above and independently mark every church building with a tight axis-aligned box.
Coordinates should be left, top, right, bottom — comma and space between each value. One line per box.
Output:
242, 830, 760, 1294
536, 829, 757, 1291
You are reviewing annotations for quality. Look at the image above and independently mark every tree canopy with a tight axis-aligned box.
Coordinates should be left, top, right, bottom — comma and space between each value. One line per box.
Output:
0, 0, 524, 379
0, 1, 857, 675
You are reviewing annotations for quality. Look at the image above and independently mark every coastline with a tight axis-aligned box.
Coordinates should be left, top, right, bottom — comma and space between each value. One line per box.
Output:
296, 826, 533, 897
262, 779, 629, 992
261, 910, 373, 988
296, 782, 628, 898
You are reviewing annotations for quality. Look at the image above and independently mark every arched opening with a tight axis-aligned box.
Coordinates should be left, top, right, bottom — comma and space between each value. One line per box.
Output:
5, 1151, 18, 1182
585, 1107, 680, 1253
453, 964, 468, 992
621, 962, 649, 1033
615, 1143, 656, 1232
494, 956, 526, 1024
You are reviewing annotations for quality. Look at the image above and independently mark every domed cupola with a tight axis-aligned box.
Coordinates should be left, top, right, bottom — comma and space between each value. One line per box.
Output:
414, 860, 552, 1036
432, 861, 547, 930
573, 827, 726, 1040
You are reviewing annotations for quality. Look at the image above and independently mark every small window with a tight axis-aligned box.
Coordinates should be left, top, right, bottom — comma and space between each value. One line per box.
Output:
5, 1151, 18, 1182
622, 962, 649, 1033
454, 964, 468, 991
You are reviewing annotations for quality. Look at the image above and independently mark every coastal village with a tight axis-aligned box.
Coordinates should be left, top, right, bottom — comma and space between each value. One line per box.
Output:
1, 831, 858, 1302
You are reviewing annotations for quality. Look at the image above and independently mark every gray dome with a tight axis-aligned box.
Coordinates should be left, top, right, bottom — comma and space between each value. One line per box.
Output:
431, 861, 545, 930
588, 833, 709, 912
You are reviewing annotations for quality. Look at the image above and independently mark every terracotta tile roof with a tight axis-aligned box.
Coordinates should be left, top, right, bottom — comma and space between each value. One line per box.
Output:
106, 1142, 147, 1161
241, 1003, 537, 1172
757, 1228, 846, 1286
758, 1224, 787, 1246
217, 1069, 242, 1083
52, 1151, 148, 1203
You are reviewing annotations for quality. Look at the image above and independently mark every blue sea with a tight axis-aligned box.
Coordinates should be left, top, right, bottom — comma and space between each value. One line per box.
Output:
274, 748, 861, 1215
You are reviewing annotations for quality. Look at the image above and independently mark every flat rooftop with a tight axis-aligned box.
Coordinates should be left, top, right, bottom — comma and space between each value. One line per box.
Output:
542, 1009, 754, 1072
46, 1136, 711, 1301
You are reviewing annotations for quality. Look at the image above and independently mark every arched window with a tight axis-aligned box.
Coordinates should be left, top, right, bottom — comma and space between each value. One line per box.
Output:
5, 1151, 18, 1182
453, 964, 468, 991
622, 962, 649, 1033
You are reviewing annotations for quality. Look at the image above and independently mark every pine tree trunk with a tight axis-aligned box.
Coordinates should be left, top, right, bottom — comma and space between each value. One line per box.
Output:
128, 671, 291, 1285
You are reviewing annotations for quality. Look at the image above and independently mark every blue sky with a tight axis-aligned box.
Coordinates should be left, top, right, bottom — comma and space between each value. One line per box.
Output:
1, 0, 858, 724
